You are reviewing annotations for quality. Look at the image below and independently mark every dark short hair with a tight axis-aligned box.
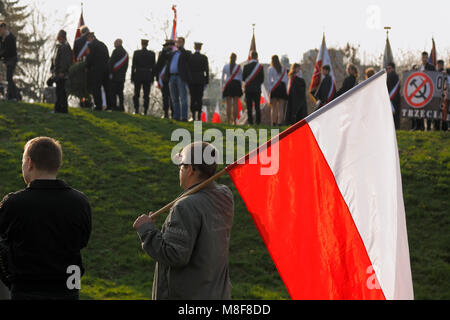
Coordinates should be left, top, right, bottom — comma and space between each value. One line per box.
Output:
387, 62, 396, 69
58, 30, 67, 39
183, 142, 217, 179
0, 22, 6, 28
25, 137, 62, 173
437, 60, 444, 65
250, 50, 258, 60
322, 65, 331, 71
422, 51, 428, 56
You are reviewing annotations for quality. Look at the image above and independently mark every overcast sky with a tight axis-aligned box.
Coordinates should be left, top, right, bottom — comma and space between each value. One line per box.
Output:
23, 0, 450, 73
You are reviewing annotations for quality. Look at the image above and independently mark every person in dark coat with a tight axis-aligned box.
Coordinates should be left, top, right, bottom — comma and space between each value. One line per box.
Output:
335, 63, 359, 97
108, 39, 128, 112
50, 30, 73, 114
188, 42, 209, 121
286, 63, 307, 125
166, 37, 192, 121
386, 62, 401, 130
0, 137, 91, 300
0, 22, 19, 101
155, 40, 174, 119
86, 32, 110, 111
413, 52, 436, 130
313, 65, 333, 109
73, 26, 89, 62
131, 39, 155, 115
243, 50, 264, 125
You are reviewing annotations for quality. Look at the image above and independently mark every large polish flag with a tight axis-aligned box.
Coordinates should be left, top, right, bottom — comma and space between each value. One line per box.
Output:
226, 71, 414, 299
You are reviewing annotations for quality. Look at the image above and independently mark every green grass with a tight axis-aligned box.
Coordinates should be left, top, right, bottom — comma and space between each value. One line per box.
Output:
0, 101, 448, 300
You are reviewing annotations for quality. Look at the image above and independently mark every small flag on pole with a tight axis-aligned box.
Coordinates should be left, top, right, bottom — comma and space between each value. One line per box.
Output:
201, 106, 208, 122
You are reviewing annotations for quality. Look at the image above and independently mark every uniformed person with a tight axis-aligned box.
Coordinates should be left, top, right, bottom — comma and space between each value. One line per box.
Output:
108, 39, 129, 112
188, 42, 209, 121
155, 39, 174, 119
131, 39, 155, 115
243, 50, 264, 125
50, 30, 73, 114
386, 62, 401, 130
85, 32, 110, 111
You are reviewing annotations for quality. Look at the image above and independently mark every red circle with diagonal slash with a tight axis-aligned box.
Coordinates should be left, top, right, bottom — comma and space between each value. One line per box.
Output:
404, 72, 434, 108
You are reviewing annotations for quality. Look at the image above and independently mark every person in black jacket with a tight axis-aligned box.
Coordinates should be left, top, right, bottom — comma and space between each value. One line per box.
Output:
131, 39, 155, 115
155, 40, 174, 118
243, 51, 264, 125
108, 39, 128, 112
166, 37, 192, 121
336, 63, 359, 97
0, 22, 19, 101
0, 137, 91, 300
386, 62, 401, 130
313, 65, 333, 109
188, 42, 209, 121
50, 30, 73, 114
286, 63, 307, 125
86, 32, 110, 111
73, 26, 89, 62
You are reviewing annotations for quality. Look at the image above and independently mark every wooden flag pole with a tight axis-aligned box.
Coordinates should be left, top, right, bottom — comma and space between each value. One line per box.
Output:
149, 167, 228, 220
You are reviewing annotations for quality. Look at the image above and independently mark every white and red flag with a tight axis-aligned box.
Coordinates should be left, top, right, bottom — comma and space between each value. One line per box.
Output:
212, 103, 221, 123
170, 5, 177, 41
226, 71, 414, 299
309, 34, 336, 104
74, 10, 88, 61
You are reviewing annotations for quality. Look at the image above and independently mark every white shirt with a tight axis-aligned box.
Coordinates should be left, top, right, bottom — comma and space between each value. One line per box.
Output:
268, 66, 288, 91
221, 63, 243, 88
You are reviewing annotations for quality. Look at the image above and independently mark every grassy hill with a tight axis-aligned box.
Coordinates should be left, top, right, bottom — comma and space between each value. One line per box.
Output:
0, 101, 448, 300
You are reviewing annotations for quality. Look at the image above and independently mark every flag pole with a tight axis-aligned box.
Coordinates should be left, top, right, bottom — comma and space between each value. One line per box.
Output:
150, 167, 228, 219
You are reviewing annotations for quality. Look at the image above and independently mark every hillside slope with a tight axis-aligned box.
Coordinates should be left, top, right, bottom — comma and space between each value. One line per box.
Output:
0, 102, 448, 299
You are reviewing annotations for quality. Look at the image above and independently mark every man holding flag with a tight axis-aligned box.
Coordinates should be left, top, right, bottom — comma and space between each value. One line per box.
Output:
309, 35, 336, 109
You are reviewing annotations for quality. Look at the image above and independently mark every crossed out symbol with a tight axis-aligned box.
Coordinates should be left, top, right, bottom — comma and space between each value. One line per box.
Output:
404, 72, 434, 108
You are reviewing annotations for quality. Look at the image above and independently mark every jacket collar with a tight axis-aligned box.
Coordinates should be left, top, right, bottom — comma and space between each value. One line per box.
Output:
27, 179, 70, 190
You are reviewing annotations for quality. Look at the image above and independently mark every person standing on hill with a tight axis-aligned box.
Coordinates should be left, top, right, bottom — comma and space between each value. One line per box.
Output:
108, 39, 129, 112
86, 32, 110, 111
131, 39, 155, 115
166, 37, 192, 121
335, 63, 359, 97
50, 30, 73, 114
286, 63, 307, 125
155, 40, 175, 119
386, 62, 401, 130
133, 142, 234, 300
222, 53, 243, 125
188, 42, 209, 121
243, 50, 264, 125
0, 22, 19, 101
0, 137, 91, 300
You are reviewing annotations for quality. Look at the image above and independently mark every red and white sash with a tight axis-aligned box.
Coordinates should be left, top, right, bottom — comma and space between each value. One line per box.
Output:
158, 65, 167, 89
389, 79, 400, 113
77, 41, 89, 60
270, 67, 287, 94
113, 53, 129, 72
222, 64, 241, 93
244, 62, 263, 87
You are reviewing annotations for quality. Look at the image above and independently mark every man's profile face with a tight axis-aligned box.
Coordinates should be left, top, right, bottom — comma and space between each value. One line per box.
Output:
176, 38, 184, 49
386, 65, 393, 74
321, 68, 330, 76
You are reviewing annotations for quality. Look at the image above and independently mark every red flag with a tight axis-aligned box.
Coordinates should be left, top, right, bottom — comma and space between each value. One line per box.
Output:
212, 103, 221, 123
74, 11, 85, 43
201, 106, 208, 122
226, 71, 413, 300
237, 98, 243, 121
171, 5, 177, 41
